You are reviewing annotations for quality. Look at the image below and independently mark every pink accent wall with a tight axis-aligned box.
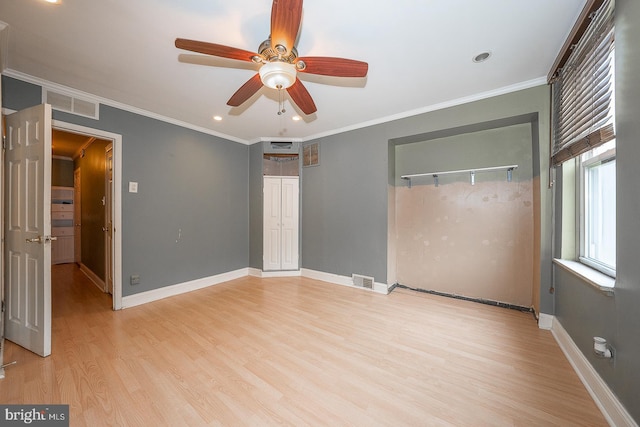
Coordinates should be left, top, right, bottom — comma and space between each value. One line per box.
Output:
395, 179, 534, 307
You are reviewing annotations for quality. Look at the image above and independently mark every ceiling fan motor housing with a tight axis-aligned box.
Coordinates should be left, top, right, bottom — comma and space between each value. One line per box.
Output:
258, 38, 299, 63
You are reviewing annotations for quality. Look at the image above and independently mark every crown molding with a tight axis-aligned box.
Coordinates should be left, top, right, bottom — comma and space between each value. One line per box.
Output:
2, 69, 251, 145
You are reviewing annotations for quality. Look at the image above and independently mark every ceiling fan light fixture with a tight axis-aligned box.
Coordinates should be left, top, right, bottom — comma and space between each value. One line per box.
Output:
259, 61, 297, 90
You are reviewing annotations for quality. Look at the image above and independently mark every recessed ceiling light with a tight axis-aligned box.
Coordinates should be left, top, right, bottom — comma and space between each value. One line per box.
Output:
213, 115, 222, 121
472, 51, 491, 63
44, 0, 61, 4
292, 116, 301, 121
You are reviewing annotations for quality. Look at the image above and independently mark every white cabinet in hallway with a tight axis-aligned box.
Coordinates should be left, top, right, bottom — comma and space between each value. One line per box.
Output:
263, 176, 299, 271
51, 186, 74, 264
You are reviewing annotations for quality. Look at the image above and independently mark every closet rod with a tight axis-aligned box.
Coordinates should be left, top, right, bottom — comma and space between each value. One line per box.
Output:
401, 164, 518, 188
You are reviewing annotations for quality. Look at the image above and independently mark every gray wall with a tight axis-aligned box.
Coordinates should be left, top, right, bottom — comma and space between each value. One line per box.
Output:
395, 123, 533, 184
249, 142, 263, 269
2, 75, 249, 297
554, 0, 640, 420
301, 125, 389, 281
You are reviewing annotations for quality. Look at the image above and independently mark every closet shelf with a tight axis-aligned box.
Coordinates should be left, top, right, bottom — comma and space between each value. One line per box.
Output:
401, 164, 518, 188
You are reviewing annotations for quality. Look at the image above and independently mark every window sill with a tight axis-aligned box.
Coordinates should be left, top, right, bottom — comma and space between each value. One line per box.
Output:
553, 259, 615, 296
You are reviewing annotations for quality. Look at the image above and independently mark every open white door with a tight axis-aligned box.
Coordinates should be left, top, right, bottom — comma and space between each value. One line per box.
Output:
4, 104, 52, 357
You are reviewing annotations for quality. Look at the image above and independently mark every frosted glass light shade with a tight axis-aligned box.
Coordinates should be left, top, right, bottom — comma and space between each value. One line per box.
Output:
259, 62, 297, 89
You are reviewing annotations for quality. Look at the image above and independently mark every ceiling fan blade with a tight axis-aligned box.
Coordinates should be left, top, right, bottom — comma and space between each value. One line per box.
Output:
175, 38, 258, 62
227, 74, 264, 107
270, 0, 303, 55
296, 57, 368, 77
287, 78, 317, 115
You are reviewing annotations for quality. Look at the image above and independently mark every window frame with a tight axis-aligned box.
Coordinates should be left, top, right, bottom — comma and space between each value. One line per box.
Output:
577, 143, 616, 277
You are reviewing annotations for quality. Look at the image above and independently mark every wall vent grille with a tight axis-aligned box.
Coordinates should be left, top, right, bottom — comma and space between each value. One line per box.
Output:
352, 274, 374, 289
43, 87, 99, 119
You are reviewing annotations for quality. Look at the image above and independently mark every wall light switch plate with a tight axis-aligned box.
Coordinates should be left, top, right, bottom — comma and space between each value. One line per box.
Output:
129, 181, 138, 193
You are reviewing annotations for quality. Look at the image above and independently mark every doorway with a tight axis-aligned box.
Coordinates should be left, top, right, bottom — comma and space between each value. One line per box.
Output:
51, 122, 122, 310
53, 130, 112, 295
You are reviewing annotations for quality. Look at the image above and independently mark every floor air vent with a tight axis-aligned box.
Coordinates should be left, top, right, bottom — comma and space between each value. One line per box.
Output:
352, 274, 374, 289
43, 87, 99, 119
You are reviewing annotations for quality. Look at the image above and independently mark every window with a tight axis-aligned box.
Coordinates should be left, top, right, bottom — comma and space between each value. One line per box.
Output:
579, 140, 616, 276
550, 0, 616, 278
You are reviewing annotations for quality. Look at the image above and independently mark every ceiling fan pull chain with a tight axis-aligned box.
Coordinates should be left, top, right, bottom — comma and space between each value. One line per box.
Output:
277, 87, 286, 115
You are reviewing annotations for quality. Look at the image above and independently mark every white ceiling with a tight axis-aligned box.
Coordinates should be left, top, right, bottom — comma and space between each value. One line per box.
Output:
0, 0, 585, 144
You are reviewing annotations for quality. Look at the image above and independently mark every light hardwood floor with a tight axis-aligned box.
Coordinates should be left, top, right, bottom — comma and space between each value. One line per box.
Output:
1, 264, 607, 426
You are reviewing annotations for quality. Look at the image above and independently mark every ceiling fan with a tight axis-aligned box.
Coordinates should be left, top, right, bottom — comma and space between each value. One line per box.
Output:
175, 0, 368, 115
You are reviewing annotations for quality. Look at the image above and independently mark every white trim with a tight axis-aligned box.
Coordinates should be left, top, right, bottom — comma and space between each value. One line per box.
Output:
248, 267, 263, 277
260, 270, 302, 278
248, 267, 389, 294
551, 317, 638, 427
301, 268, 389, 294
121, 268, 249, 309
295, 77, 547, 143
554, 258, 615, 295
538, 313, 554, 330
51, 120, 124, 310
2, 69, 248, 145
79, 263, 106, 292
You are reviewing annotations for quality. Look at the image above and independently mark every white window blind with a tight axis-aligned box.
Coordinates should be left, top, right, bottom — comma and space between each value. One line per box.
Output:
551, 0, 615, 166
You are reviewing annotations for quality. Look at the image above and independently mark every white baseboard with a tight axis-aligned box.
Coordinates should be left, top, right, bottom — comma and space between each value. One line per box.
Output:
121, 268, 249, 309
301, 268, 389, 294
538, 313, 554, 330
248, 267, 262, 277
551, 317, 638, 427
124, 267, 388, 310
79, 263, 106, 292
248, 267, 388, 293
248, 268, 302, 278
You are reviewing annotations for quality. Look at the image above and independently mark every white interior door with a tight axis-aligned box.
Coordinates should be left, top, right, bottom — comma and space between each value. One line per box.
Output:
263, 177, 282, 271
280, 178, 299, 270
263, 176, 298, 271
4, 104, 52, 357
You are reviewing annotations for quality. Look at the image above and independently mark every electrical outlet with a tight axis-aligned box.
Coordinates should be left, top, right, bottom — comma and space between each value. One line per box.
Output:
130, 274, 140, 285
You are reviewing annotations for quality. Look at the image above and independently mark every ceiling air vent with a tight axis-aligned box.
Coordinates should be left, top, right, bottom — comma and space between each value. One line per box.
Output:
43, 87, 99, 120
352, 274, 374, 289
263, 141, 299, 154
